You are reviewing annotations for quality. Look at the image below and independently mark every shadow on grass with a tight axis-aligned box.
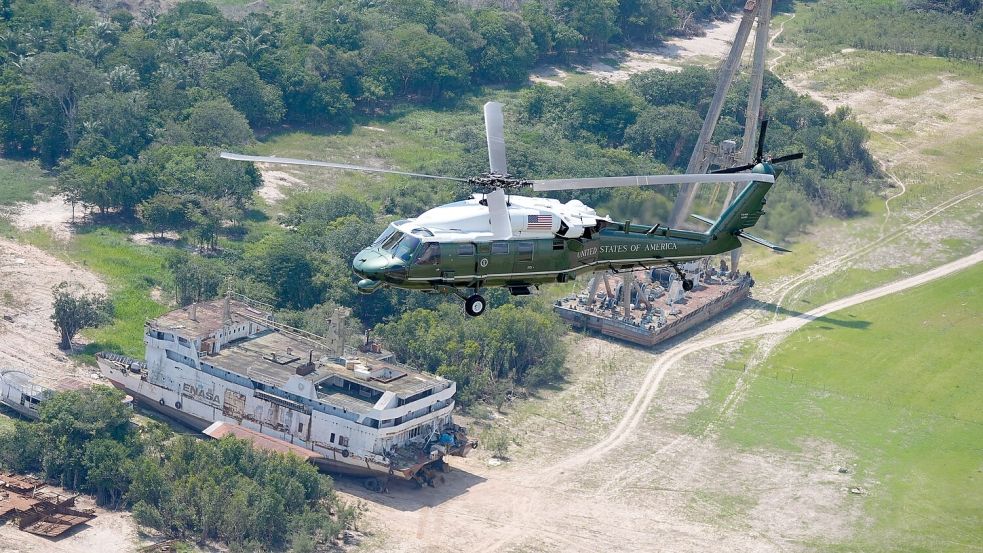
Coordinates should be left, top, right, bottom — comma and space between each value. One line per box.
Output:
744, 298, 871, 330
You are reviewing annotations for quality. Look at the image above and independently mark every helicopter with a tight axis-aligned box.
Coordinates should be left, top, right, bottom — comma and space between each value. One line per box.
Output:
222, 102, 800, 316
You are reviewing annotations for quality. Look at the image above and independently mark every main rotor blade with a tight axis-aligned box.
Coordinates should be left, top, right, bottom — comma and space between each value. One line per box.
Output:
219, 152, 468, 182
483, 102, 508, 175
531, 172, 773, 192
755, 119, 768, 162
711, 163, 755, 174
486, 187, 512, 239
770, 152, 804, 164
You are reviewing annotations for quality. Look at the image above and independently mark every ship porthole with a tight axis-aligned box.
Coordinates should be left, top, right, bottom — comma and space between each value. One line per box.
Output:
342, 449, 350, 458
159, 398, 165, 406
175, 401, 182, 410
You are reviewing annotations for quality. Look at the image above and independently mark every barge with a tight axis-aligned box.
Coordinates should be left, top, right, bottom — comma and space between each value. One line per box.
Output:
554, 265, 753, 347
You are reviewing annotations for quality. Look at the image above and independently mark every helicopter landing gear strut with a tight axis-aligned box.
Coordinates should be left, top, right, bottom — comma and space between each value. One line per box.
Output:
666, 260, 695, 292
443, 286, 487, 316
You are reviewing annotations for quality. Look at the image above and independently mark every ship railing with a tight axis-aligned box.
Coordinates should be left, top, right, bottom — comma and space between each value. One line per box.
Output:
226, 291, 277, 314
232, 308, 337, 352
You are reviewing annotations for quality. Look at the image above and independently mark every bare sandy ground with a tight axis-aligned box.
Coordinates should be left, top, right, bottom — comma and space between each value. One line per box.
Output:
0, 239, 105, 386
129, 231, 181, 246
531, 16, 744, 86
256, 164, 309, 204
10, 195, 77, 241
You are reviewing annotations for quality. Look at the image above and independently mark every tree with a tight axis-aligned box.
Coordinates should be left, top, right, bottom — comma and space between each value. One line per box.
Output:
470, 10, 537, 84
0, 420, 43, 473
77, 91, 152, 159
618, 0, 675, 42
243, 233, 320, 309
24, 52, 105, 154
84, 439, 131, 507
563, 81, 640, 145
56, 156, 132, 215
37, 386, 131, 489
376, 302, 568, 408
185, 98, 253, 147
628, 66, 714, 110
520, 1, 555, 56
362, 25, 471, 99
185, 197, 232, 250
558, 0, 619, 51
138, 193, 188, 237
167, 250, 224, 305
624, 105, 702, 166
50, 281, 113, 350
207, 62, 284, 128
279, 190, 374, 228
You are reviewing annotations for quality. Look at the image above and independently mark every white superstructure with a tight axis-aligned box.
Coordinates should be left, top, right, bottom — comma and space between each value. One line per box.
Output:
97, 297, 474, 482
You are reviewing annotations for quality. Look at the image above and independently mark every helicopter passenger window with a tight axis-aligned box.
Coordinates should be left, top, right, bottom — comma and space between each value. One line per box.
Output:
491, 242, 509, 255
392, 234, 422, 262
458, 243, 475, 256
552, 238, 565, 251
415, 243, 440, 265
517, 241, 534, 262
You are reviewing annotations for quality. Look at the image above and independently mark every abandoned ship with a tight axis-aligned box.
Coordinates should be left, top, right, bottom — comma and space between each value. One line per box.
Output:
97, 294, 475, 485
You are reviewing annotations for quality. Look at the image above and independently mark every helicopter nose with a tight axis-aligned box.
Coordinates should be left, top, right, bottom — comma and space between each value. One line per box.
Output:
353, 248, 406, 281
353, 249, 389, 277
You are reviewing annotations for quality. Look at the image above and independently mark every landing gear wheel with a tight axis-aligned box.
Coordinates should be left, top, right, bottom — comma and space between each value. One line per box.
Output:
464, 294, 486, 317
682, 279, 694, 292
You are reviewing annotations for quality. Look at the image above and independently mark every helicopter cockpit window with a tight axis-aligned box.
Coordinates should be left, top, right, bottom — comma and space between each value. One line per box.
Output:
391, 234, 421, 262
415, 243, 440, 265
373, 226, 398, 247
379, 230, 403, 251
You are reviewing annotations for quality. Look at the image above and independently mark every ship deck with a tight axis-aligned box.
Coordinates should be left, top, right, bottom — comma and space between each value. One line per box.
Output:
209, 329, 442, 398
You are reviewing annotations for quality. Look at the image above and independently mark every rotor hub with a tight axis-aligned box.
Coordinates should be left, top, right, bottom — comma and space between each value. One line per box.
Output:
468, 173, 530, 192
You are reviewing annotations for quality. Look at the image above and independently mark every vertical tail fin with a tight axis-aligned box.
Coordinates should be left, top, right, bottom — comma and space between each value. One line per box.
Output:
708, 164, 776, 237
699, 164, 790, 253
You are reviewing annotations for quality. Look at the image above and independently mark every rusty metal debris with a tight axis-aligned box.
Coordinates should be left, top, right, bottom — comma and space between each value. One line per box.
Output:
0, 472, 96, 538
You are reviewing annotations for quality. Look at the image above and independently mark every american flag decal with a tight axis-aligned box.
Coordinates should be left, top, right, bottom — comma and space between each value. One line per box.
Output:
527, 214, 553, 230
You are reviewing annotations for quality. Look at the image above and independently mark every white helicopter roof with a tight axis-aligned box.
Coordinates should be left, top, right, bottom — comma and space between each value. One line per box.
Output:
394, 194, 610, 242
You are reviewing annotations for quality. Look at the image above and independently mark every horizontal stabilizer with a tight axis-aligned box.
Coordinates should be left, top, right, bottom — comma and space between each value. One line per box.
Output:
736, 230, 791, 253
689, 213, 716, 226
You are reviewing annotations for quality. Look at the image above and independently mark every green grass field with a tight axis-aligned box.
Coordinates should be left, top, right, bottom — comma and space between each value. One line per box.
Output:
719, 262, 983, 551
0, 159, 54, 206
21, 227, 170, 362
